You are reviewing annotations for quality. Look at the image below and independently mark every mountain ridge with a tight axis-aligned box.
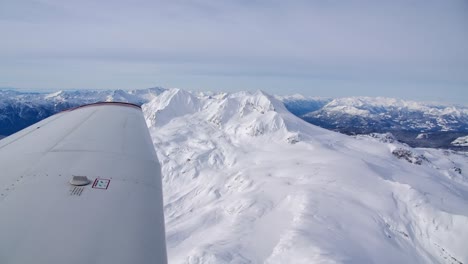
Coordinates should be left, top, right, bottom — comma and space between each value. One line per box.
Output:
142, 89, 468, 263
0, 88, 466, 149
279, 95, 468, 150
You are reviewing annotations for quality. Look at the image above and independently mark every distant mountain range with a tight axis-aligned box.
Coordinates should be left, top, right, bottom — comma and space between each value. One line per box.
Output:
278, 95, 468, 150
0, 88, 163, 136
1, 89, 467, 150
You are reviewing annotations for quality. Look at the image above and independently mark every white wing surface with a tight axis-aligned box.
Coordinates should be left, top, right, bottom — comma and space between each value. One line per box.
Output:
0, 102, 167, 264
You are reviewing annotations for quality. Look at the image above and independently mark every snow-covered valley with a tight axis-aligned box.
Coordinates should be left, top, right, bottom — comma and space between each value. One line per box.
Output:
143, 89, 468, 264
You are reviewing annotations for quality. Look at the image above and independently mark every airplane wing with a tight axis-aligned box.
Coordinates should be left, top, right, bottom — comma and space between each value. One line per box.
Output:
0, 102, 167, 264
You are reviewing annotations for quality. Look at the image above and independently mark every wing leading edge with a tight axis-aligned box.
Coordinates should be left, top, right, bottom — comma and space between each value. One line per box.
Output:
0, 102, 167, 264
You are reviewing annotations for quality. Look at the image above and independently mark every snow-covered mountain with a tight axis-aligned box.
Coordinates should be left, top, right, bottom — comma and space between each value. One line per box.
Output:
298, 97, 468, 133
144, 89, 468, 264
279, 96, 468, 149
2, 89, 466, 150
452, 136, 468, 147
0, 88, 164, 136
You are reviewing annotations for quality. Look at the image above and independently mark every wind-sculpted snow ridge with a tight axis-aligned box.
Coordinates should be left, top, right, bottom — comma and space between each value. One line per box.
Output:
144, 89, 468, 264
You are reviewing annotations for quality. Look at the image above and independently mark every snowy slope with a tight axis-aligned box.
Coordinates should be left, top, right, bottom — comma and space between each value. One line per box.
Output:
144, 89, 468, 264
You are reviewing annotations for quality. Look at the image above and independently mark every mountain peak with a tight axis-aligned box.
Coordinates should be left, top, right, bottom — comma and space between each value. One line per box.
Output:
144, 88, 201, 127
144, 89, 324, 143
44, 90, 65, 99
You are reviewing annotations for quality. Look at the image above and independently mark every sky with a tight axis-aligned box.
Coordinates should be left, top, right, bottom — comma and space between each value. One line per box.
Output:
0, 0, 467, 104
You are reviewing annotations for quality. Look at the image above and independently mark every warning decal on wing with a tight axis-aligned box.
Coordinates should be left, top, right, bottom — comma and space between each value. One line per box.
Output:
92, 178, 110, 190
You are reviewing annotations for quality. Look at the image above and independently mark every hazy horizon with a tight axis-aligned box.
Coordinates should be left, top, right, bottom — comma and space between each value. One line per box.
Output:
2, 85, 467, 107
